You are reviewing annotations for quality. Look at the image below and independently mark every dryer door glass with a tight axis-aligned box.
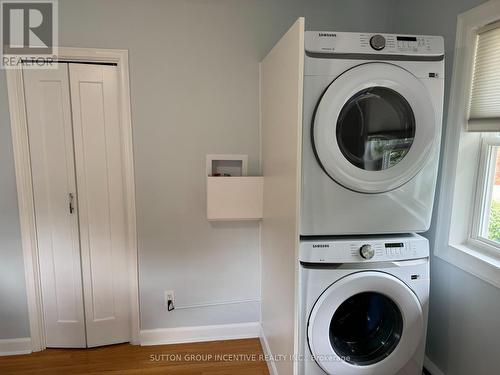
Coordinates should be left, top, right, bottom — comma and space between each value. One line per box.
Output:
336, 87, 415, 171
329, 291, 403, 365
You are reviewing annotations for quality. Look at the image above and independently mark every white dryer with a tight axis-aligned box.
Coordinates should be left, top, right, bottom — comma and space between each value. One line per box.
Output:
298, 234, 430, 375
301, 32, 445, 235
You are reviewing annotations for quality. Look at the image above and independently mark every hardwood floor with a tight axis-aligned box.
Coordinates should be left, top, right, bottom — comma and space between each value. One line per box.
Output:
0, 338, 270, 374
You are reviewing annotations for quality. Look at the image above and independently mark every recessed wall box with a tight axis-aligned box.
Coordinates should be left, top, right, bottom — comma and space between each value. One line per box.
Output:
206, 154, 248, 177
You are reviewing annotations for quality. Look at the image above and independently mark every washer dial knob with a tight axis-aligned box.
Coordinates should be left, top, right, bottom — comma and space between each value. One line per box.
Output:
360, 244, 375, 260
370, 34, 386, 50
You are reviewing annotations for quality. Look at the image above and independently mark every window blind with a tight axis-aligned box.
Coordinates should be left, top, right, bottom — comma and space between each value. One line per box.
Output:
468, 20, 500, 131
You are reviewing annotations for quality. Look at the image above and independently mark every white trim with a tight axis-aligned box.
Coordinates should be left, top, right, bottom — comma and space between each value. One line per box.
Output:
259, 326, 279, 375
139, 322, 260, 346
0, 338, 32, 356
6, 47, 140, 350
424, 356, 446, 375
434, 0, 500, 288
445, 243, 500, 288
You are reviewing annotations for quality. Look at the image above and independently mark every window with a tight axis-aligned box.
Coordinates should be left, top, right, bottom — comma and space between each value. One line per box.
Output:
468, 22, 500, 254
435, 0, 500, 289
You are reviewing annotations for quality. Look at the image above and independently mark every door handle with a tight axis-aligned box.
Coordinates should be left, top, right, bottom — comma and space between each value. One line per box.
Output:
69, 193, 75, 214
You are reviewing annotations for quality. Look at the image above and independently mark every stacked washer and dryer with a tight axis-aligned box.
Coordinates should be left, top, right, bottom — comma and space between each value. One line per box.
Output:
298, 32, 444, 375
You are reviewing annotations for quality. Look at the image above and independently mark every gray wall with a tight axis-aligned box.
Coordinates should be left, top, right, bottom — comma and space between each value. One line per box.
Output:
0, 72, 30, 340
393, 1, 500, 375
0, 0, 394, 338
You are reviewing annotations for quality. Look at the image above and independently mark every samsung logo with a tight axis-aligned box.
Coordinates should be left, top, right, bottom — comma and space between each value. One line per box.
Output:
313, 244, 330, 248
318, 33, 336, 37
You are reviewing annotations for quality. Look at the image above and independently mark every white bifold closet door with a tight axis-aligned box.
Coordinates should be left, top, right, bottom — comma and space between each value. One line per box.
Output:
69, 64, 130, 347
24, 63, 130, 348
24, 66, 86, 348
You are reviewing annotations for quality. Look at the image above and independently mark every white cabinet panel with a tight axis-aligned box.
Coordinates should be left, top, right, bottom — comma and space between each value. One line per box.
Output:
260, 18, 304, 375
206, 177, 263, 220
69, 64, 130, 347
23, 65, 86, 348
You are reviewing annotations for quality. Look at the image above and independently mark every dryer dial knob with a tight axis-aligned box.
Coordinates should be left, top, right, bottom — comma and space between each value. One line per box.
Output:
370, 34, 386, 50
360, 244, 375, 259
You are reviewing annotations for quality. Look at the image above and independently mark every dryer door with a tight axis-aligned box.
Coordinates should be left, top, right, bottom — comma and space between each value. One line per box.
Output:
313, 62, 437, 193
308, 271, 423, 375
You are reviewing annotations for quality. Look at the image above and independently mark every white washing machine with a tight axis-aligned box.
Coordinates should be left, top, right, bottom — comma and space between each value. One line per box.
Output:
301, 32, 445, 235
298, 234, 429, 375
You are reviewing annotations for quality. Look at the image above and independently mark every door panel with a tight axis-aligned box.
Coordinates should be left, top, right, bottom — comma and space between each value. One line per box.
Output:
313, 63, 437, 193
69, 64, 130, 347
23, 65, 86, 348
308, 271, 423, 375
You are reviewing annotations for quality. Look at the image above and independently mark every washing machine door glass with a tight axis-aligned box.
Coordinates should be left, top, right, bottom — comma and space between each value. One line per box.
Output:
308, 271, 423, 375
313, 62, 437, 193
330, 291, 403, 366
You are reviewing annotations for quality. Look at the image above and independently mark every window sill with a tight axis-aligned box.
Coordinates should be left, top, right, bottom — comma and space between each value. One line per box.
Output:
436, 242, 500, 289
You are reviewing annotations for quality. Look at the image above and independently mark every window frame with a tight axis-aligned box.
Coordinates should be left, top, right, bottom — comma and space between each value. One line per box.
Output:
435, 0, 500, 289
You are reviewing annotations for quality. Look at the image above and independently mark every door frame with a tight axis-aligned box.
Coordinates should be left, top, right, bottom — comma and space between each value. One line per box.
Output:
6, 47, 140, 351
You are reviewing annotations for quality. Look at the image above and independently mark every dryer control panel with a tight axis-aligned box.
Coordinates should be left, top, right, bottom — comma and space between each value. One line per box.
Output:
299, 233, 429, 264
305, 31, 444, 58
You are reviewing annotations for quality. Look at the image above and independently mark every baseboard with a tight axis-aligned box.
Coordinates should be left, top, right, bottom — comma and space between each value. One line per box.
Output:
259, 326, 278, 375
0, 338, 32, 356
140, 322, 260, 346
424, 356, 446, 375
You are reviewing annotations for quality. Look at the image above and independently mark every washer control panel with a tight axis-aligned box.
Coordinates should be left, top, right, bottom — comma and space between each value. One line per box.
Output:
299, 234, 429, 264
305, 31, 444, 58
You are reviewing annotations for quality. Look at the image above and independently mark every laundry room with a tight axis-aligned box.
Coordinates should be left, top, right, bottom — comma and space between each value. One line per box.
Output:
0, 0, 499, 374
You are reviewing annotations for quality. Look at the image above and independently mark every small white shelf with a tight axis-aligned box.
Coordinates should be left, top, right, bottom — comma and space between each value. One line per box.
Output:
207, 176, 263, 221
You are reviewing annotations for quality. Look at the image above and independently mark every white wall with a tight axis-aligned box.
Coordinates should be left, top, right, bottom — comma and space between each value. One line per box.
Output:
393, 1, 500, 375
0, 0, 395, 338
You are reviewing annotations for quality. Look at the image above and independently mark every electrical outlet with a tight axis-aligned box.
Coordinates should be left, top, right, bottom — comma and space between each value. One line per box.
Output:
165, 290, 175, 311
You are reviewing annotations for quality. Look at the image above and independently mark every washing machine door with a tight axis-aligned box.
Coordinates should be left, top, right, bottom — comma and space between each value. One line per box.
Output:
313, 62, 437, 193
308, 271, 423, 375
